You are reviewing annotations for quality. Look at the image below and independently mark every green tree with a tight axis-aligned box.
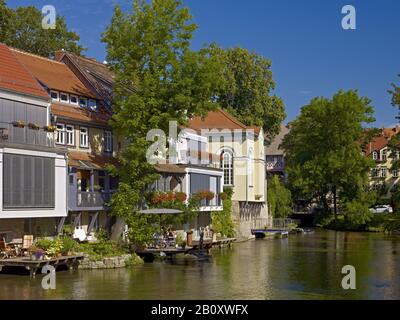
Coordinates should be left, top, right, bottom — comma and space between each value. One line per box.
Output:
207, 45, 285, 139
0, 1, 84, 57
282, 90, 375, 224
102, 0, 222, 245
267, 175, 292, 218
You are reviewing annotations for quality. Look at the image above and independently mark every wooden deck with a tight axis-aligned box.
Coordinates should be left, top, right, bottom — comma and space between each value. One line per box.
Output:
0, 255, 84, 277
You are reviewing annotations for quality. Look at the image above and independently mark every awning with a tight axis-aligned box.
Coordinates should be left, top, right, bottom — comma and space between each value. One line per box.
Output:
68, 151, 118, 170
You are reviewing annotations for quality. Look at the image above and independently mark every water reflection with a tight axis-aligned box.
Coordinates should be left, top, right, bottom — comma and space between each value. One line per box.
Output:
1, 229, 399, 299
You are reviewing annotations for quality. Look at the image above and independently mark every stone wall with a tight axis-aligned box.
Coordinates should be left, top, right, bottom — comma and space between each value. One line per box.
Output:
231, 200, 268, 240
77, 253, 143, 269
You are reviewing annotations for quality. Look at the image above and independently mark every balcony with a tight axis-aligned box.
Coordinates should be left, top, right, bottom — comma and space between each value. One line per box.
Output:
194, 195, 223, 212
0, 123, 55, 148
77, 191, 112, 208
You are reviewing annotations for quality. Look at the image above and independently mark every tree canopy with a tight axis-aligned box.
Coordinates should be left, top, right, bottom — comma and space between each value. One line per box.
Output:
282, 90, 376, 223
267, 175, 292, 218
0, 1, 84, 57
102, 0, 223, 244
207, 45, 285, 139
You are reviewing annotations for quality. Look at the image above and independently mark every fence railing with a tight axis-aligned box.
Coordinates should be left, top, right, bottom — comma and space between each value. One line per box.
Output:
0, 123, 55, 148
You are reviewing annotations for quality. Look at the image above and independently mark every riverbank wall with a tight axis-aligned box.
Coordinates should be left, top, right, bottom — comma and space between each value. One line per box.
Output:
77, 253, 143, 270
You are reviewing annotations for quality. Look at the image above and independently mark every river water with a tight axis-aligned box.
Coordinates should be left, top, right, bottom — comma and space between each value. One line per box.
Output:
1, 229, 399, 300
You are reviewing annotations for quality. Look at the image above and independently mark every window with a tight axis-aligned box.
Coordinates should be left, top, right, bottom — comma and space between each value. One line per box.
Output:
50, 90, 59, 101
248, 148, 253, 187
3, 154, 55, 208
372, 151, 378, 160
70, 95, 78, 105
371, 168, 378, 177
392, 169, 399, 178
381, 149, 387, 161
380, 167, 387, 178
104, 130, 113, 152
69, 174, 74, 185
88, 99, 97, 111
60, 92, 69, 103
220, 150, 233, 186
56, 123, 65, 144
66, 125, 74, 146
79, 97, 87, 107
80, 127, 88, 148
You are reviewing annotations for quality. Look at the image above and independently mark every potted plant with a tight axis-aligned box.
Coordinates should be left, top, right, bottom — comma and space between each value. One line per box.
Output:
28, 123, 40, 130
255, 194, 263, 200
12, 120, 25, 128
179, 240, 187, 249
44, 125, 57, 132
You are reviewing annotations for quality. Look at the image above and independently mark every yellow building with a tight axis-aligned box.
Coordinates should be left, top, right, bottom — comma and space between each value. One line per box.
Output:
187, 109, 268, 238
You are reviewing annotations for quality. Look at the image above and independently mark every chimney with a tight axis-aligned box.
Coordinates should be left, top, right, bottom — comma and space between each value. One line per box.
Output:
54, 49, 65, 61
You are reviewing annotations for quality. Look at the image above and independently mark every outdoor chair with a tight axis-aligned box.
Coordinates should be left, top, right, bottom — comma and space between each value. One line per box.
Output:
0, 238, 15, 260
21, 235, 34, 256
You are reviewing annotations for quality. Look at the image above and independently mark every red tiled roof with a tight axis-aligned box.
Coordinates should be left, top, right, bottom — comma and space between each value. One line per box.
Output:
186, 108, 262, 135
51, 103, 110, 125
11, 48, 98, 99
0, 43, 48, 99
364, 135, 388, 156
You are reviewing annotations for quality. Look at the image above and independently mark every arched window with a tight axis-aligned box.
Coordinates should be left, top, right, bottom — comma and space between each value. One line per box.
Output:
220, 150, 233, 186
248, 148, 253, 186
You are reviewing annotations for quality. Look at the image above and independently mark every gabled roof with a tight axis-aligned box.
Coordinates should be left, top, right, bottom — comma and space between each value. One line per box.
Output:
57, 52, 114, 110
0, 43, 48, 99
265, 124, 290, 155
187, 108, 261, 135
11, 48, 98, 99
364, 135, 388, 156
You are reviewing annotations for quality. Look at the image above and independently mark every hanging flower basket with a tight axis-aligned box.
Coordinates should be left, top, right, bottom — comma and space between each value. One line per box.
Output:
44, 125, 57, 132
12, 120, 25, 128
28, 123, 40, 130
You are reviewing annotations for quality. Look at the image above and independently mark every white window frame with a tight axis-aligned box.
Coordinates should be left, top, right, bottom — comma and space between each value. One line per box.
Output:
381, 149, 387, 161
66, 125, 75, 146
70, 95, 78, 105
380, 167, 387, 178
221, 150, 233, 186
88, 99, 97, 111
79, 97, 87, 108
372, 151, 378, 160
392, 169, 399, 178
79, 127, 89, 148
60, 92, 69, 103
56, 123, 65, 145
104, 130, 113, 153
50, 90, 59, 101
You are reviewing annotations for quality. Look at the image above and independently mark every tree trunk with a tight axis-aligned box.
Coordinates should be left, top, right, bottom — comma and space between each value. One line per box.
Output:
333, 185, 337, 221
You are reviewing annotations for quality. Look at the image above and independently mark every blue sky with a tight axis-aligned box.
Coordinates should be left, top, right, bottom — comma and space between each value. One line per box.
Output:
9, 0, 400, 127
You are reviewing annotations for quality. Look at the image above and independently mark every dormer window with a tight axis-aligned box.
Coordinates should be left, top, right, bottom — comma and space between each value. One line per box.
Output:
372, 151, 378, 160
50, 90, 59, 101
79, 97, 87, 107
60, 92, 69, 103
70, 95, 78, 105
381, 149, 387, 161
88, 99, 97, 111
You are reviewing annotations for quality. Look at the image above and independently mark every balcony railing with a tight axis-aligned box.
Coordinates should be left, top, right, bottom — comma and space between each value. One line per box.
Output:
77, 191, 113, 208
0, 123, 55, 148
194, 195, 222, 208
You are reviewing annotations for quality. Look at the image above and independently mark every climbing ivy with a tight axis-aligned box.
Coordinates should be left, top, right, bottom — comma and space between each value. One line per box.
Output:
211, 187, 235, 238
